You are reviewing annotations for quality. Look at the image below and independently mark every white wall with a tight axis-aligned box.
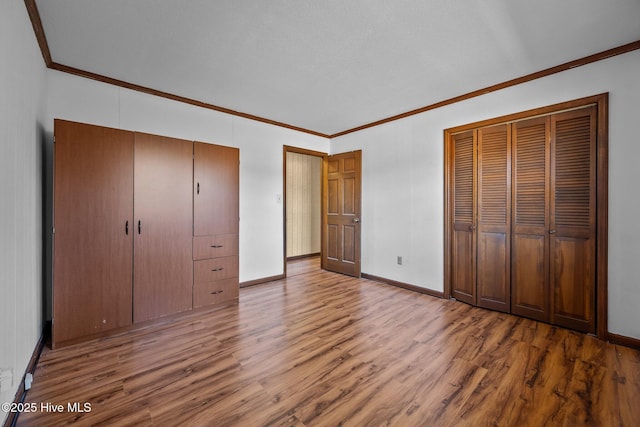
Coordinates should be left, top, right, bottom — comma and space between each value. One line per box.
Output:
0, 0, 48, 421
45, 71, 329, 285
331, 49, 640, 340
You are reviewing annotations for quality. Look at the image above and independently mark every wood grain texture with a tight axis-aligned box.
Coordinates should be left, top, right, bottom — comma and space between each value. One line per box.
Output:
17, 258, 640, 426
323, 151, 361, 277
133, 133, 194, 323
193, 143, 239, 237
53, 120, 134, 347
193, 234, 238, 261
549, 107, 597, 334
512, 116, 551, 323
451, 130, 476, 305
445, 94, 608, 340
477, 124, 511, 312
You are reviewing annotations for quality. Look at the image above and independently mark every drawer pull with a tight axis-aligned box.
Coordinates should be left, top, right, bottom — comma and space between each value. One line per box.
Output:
211, 267, 225, 272
210, 244, 224, 248
210, 290, 223, 295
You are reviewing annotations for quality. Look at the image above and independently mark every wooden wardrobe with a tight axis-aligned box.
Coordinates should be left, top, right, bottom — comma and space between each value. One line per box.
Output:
52, 119, 239, 348
446, 96, 606, 335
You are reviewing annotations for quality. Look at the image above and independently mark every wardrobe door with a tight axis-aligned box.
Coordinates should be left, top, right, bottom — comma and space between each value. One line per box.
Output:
193, 142, 239, 236
476, 124, 511, 312
133, 133, 194, 323
511, 117, 550, 322
451, 130, 476, 305
53, 120, 134, 347
192, 142, 239, 307
549, 107, 597, 333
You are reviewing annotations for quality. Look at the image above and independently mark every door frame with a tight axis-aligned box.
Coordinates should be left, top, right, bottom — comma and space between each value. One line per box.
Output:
443, 93, 609, 340
282, 146, 328, 277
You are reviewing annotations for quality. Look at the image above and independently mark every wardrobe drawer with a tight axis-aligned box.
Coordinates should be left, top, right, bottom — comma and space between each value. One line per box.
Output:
193, 278, 239, 308
194, 256, 238, 283
193, 234, 238, 260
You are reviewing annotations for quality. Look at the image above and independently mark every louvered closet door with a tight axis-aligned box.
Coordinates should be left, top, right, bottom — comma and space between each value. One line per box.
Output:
549, 107, 597, 333
451, 130, 476, 305
476, 125, 511, 312
511, 117, 550, 322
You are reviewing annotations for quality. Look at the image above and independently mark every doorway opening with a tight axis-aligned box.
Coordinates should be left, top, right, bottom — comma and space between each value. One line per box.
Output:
283, 146, 326, 277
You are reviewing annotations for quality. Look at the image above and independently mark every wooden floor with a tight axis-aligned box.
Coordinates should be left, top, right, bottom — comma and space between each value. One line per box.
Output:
16, 257, 640, 426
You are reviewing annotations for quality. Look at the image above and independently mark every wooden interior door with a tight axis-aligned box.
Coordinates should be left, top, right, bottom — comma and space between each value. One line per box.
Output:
133, 133, 194, 322
323, 151, 361, 277
511, 117, 551, 322
476, 124, 511, 312
549, 107, 597, 333
193, 142, 239, 236
53, 120, 134, 346
450, 131, 476, 305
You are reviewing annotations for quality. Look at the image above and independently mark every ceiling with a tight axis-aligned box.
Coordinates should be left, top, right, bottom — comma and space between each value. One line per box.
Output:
33, 0, 640, 137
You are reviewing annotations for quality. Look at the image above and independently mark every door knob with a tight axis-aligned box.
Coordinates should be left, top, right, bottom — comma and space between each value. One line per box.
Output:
353, 218, 360, 223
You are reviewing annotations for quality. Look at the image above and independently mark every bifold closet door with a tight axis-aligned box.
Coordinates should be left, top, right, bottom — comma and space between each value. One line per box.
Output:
133, 133, 193, 323
549, 107, 597, 333
476, 124, 511, 312
53, 120, 134, 346
511, 108, 597, 332
451, 130, 476, 305
511, 117, 551, 322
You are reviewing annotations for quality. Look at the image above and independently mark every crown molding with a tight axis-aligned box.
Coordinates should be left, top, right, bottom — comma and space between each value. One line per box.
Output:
331, 40, 640, 138
24, 1, 640, 140
47, 61, 331, 138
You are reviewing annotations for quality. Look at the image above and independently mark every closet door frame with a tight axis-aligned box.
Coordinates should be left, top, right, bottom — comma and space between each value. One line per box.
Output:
444, 93, 608, 340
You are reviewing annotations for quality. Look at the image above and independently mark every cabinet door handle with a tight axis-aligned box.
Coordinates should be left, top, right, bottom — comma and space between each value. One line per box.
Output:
138, 220, 141, 234
211, 267, 225, 272
210, 245, 223, 248
210, 290, 223, 295
549, 229, 557, 234
469, 225, 476, 231
197, 182, 200, 195
125, 220, 129, 235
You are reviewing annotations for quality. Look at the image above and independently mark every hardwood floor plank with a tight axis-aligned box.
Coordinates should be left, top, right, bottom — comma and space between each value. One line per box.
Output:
15, 257, 640, 426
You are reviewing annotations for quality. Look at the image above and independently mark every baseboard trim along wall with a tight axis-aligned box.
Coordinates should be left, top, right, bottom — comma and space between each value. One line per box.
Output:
286, 253, 321, 261
361, 273, 445, 299
239, 274, 286, 288
608, 333, 640, 350
2, 323, 49, 427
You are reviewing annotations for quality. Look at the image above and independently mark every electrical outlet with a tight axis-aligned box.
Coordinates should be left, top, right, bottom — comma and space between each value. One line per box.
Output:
25, 373, 33, 390
397, 256, 403, 265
